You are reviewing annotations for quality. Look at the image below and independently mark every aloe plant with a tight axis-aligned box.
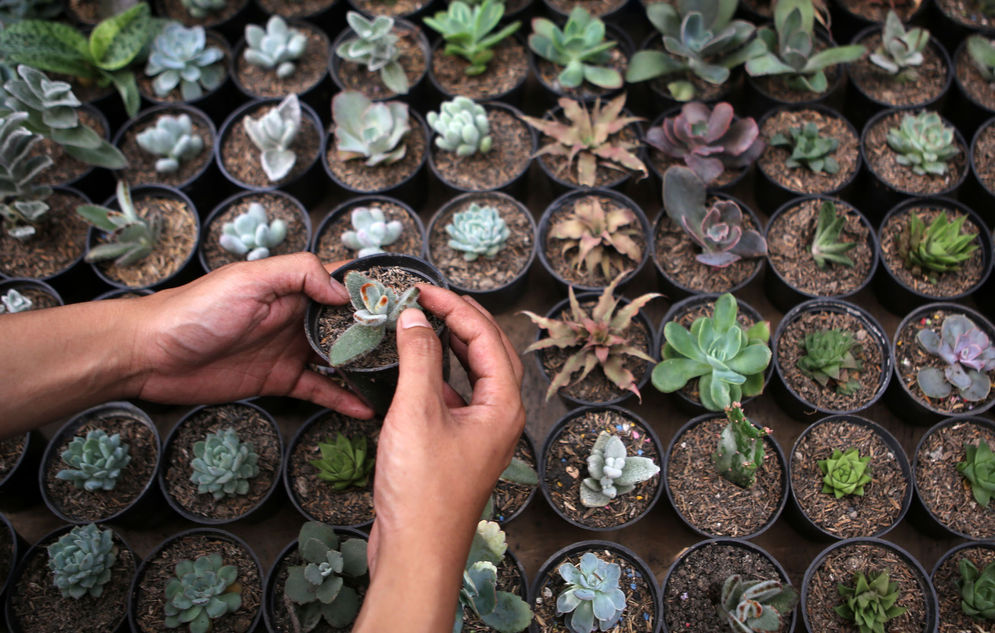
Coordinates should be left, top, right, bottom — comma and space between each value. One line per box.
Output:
528, 6, 621, 89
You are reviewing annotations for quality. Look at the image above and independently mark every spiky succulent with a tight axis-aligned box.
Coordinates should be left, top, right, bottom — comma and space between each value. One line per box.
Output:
244, 15, 307, 79
455, 521, 532, 633
135, 113, 204, 174
145, 22, 226, 101
522, 272, 659, 401
181, 0, 225, 19
77, 180, 161, 267
0, 288, 32, 313
423, 0, 521, 76
164, 553, 241, 633
549, 195, 642, 280
47, 523, 117, 600
243, 93, 300, 182
718, 575, 798, 633
712, 403, 765, 488
796, 329, 862, 395
967, 35, 995, 82
769, 122, 840, 174
310, 433, 375, 490
0, 111, 51, 240
819, 447, 872, 498
520, 94, 646, 187
56, 428, 131, 492
652, 292, 772, 411
834, 571, 906, 633
869, 10, 929, 81
810, 200, 856, 269
886, 111, 959, 176
189, 427, 260, 500
556, 552, 626, 633
957, 439, 995, 508
327, 270, 423, 367
899, 210, 979, 281
959, 557, 995, 619
917, 314, 995, 402
341, 206, 403, 257
645, 102, 764, 184
662, 166, 767, 268
580, 431, 659, 507
427, 96, 492, 156
284, 522, 369, 631
529, 7, 621, 89
336, 12, 408, 95
332, 91, 410, 167
218, 202, 288, 261
445, 203, 509, 261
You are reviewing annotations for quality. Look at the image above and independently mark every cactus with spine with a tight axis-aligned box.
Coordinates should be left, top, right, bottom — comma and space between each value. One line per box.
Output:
0, 111, 51, 240
181, 0, 225, 18
342, 207, 403, 257
164, 553, 241, 633
528, 7, 622, 89
427, 96, 492, 156
580, 431, 659, 507
77, 181, 161, 267
47, 523, 117, 600
56, 428, 131, 492
136, 113, 205, 174
243, 93, 300, 182
455, 520, 532, 633
189, 427, 260, 500
899, 210, 978, 281
218, 202, 288, 261
958, 557, 995, 619
819, 447, 872, 498
957, 439, 995, 508
145, 22, 226, 101
332, 91, 410, 167
834, 571, 906, 633
555, 552, 626, 633
336, 12, 408, 94
310, 433, 375, 490
810, 201, 856, 269
796, 328, 862, 395
717, 575, 798, 633
0, 288, 32, 313
869, 10, 929, 82
712, 403, 766, 488
243, 15, 307, 79
768, 122, 840, 174
423, 0, 520, 76
886, 111, 959, 176
916, 313, 995, 402
445, 203, 509, 261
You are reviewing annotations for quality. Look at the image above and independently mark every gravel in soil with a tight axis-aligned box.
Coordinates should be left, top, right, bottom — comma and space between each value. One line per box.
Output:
256, 0, 334, 17
334, 26, 427, 99
0, 191, 89, 279
933, 544, 995, 632
234, 25, 328, 99
136, 31, 230, 102
314, 200, 424, 264
201, 194, 309, 271
956, 42, 995, 113
839, 0, 921, 21
848, 34, 948, 108
33, 109, 104, 186
431, 109, 532, 191
915, 420, 995, 539
758, 108, 860, 194
325, 121, 426, 192
350, 0, 428, 17
431, 38, 529, 101
791, 420, 908, 538
975, 122, 995, 192
937, 0, 995, 29
667, 416, 785, 537
0, 434, 25, 483
492, 435, 537, 523
535, 47, 629, 102
545, 0, 626, 16
12, 287, 61, 310
537, 116, 642, 188
221, 106, 320, 188
117, 109, 214, 188
864, 110, 967, 195
155, 0, 247, 28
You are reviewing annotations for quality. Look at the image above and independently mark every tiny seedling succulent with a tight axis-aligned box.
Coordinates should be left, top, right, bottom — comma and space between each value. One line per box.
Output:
644, 101, 764, 184
310, 432, 375, 490
810, 200, 856, 269
869, 10, 929, 82
899, 210, 978, 280
145, 22, 226, 101
529, 6, 622, 89
967, 35, 995, 82
327, 270, 423, 367
768, 122, 840, 174
218, 202, 288, 261
77, 181, 162, 267
243, 15, 307, 79
0, 288, 32, 313
662, 166, 767, 268
455, 521, 532, 633
0, 111, 52, 240
652, 292, 772, 411
548, 195, 641, 280
47, 523, 117, 600
135, 113, 205, 174
56, 428, 131, 492
958, 557, 995, 619
423, 0, 521, 76
341, 206, 403, 257
522, 272, 660, 401
916, 313, 995, 402
181, 0, 225, 18
580, 431, 660, 507
427, 96, 492, 156
556, 552, 626, 633
796, 328, 862, 395
336, 12, 408, 95
164, 553, 241, 633
445, 202, 509, 261
834, 571, 906, 633
819, 447, 872, 498
712, 403, 765, 488
957, 439, 995, 508
717, 575, 798, 633
243, 93, 301, 182
284, 521, 369, 631
332, 91, 410, 167
190, 427, 260, 500
885, 111, 959, 176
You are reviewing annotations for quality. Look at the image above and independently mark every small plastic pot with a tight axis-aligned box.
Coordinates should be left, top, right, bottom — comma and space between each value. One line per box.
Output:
426, 35, 530, 108
494, 430, 540, 525
0, 277, 64, 310
152, 0, 261, 46
930, 540, 995, 629
948, 38, 995, 139
965, 115, 995, 224
310, 194, 427, 264
928, 0, 995, 56
832, 0, 931, 53
770, 298, 893, 420
0, 429, 43, 511
0, 513, 24, 609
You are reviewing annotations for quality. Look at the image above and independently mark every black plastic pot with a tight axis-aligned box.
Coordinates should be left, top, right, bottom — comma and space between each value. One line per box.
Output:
0, 513, 24, 610
963, 116, 995, 229
425, 190, 537, 309
426, 35, 530, 108
0, 277, 64, 309
39, 401, 163, 526
664, 411, 789, 540
158, 400, 285, 525
787, 414, 913, 541
887, 302, 995, 424
928, 0, 995, 56
930, 540, 995, 628
801, 538, 938, 633
873, 197, 993, 315
310, 194, 427, 265
832, 0, 931, 52
539, 406, 664, 531
152, 0, 262, 46
659, 538, 795, 633
770, 298, 893, 420
947, 33, 995, 139
0, 429, 43, 511
304, 253, 449, 416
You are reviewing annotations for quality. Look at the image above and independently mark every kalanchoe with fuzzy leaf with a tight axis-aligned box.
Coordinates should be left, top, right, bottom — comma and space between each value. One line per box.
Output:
796, 329, 862, 395
958, 557, 995, 619
190, 427, 260, 500
916, 314, 995, 402
244, 15, 307, 79
869, 10, 928, 81
181, 0, 225, 18
580, 431, 659, 507
886, 111, 959, 176
310, 433, 375, 490
136, 113, 204, 174
336, 12, 408, 95
529, 7, 621, 89
332, 91, 410, 167
556, 552, 626, 633
446, 203, 509, 261
164, 553, 241, 633
899, 210, 978, 281
455, 521, 532, 633
47, 523, 117, 600
56, 428, 131, 492
218, 202, 287, 261
549, 195, 641, 280
645, 102, 764, 184
427, 96, 492, 156
768, 122, 840, 174
0, 111, 51, 240
423, 0, 521, 76
243, 93, 300, 182
712, 403, 765, 488
718, 575, 798, 633
810, 200, 855, 269
0, 288, 32, 313
145, 22, 226, 101
834, 571, 906, 633
957, 439, 995, 508
77, 181, 161, 267
967, 35, 995, 82
341, 207, 403, 257
662, 166, 767, 268
819, 447, 871, 498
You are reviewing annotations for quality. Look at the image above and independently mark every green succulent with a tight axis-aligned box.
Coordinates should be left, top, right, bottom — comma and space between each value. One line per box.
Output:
528, 7, 622, 89
834, 571, 906, 633
967, 35, 995, 82
717, 575, 798, 633
243, 93, 301, 182
243, 15, 307, 79
869, 10, 928, 82
77, 180, 161, 267
456, 521, 532, 633
796, 329, 862, 395
336, 12, 408, 95
810, 200, 856, 269
332, 91, 410, 167
56, 428, 131, 492
958, 557, 995, 620
556, 552, 626, 633
310, 432, 375, 490
145, 22, 226, 101
423, 0, 521, 76
164, 553, 241, 633
427, 96, 492, 156
580, 431, 659, 507
957, 439, 995, 508
885, 111, 959, 176
135, 113, 205, 174
327, 271, 422, 367
189, 427, 260, 500
712, 402, 765, 488
445, 203, 509, 261
0, 111, 51, 240
769, 122, 840, 174
47, 523, 117, 600
181, 0, 225, 19
898, 210, 978, 280
818, 447, 871, 498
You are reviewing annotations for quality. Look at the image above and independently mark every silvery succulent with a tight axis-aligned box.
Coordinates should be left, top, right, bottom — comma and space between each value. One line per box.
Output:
445, 203, 508, 261
135, 113, 204, 174
341, 206, 403, 257
243, 15, 307, 79
243, 93, 300, 182
218, 202, 288, 261
145, 22, 226, 101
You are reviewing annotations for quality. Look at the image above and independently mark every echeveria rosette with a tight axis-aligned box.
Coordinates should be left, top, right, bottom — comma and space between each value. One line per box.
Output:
189, 427, 260, 500
718, 575, 798, 633
555, 552, 626, 633
145, 22, 226, 101
580, 431, 659, 508
310, 433, 375, 490
164, 553, 241, 633
834, 571, 906, 633
47, 523, 117, 600
341, 207, 403, 258
56, 428, 131, 492
528, 7, 621, 90
957, 439, 995, 508
885, 111, 959, 177
916, 314, 995, 403
445, 203, 509, 262
959, 557, 995, 620
332, 91, 410, 167
818, 447, 872, 499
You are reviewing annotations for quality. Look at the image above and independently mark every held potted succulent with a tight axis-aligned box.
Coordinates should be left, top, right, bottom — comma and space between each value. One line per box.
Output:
930, 541, 995, 630
330, 12, 430, 101
310, 195, 427, 266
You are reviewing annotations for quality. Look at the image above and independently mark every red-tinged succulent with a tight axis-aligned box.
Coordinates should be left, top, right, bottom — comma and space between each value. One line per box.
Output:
645, 101, 764, 184
522, 273, 660, 402
520, 94, 647, 187
549, 196, 642, 281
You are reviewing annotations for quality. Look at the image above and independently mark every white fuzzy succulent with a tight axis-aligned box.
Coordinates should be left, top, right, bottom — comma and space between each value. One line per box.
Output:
243, 94, 301, 182
0, 288, 32, 313
580, 431, 659, 508
135, 113, 204, 174
341, 207, 403, 257
218, 202, 288, 261
243, 15, 308, 79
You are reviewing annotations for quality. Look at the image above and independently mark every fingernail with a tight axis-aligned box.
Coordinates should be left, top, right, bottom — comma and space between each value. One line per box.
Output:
329, 277, 349, 302
399, 308, 431, 329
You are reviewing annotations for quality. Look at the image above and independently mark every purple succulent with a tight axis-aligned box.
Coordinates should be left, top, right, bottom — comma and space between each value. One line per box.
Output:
645, 101, 764, 184
917, 314, 995, 402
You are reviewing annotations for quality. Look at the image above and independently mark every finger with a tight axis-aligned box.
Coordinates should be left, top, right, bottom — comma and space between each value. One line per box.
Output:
392, 308, 446, 411
461, 295, 523, 385
443, 383, 468, 408
250, 253, 350, 305
286, 369, 375, 419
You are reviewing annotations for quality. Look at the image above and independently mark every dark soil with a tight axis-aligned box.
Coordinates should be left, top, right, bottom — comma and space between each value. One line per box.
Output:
863, 110, 967, 195
334, 24, 427, 99
937, 0, 995, 29
537, 118, 642, 188
956, 41, 995, 114
0, 434, 25, 484
791, 419, 908, 538
430, 38, 529, 101
117, 109, 214, 188
750, 45, 841, 103
849, 34, 948, 107
668, 416, 785, 537
314, 200, 424, 264
350, 0, 428, 17
9, 286, 61, 310
325, 119, 426, 193
933, 544, 995, 632
535, 47, 628, 101
758, 108, 860, 194
256, 0, 335, 18
430, 108, 532, 191
136, 31, 230, 103
492, 435, 537, 524
201, 194, 309, 271
221, 104, 320, 188
974, 121, 995, 193
33, 109, 104, 186
545, 0, 626, 17
234, 24, 328, 99
839, 0, 922, 21
66, 0, 106, 23
155, 0, 248, 28
462, 552, 528, 633
0, 191, 89, 279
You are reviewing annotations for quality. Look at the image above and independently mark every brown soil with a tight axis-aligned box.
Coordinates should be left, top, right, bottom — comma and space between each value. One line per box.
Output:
668, 415, 785, 537
430, 108, 532, 191
334, 23, 427, 100
758, 108, 860, 194
933, 544, 995, 632
256, 0, 335, 18
234, 24, 329, 99
350, 0, 428, 17
430, 38, 529, 101
863, 110, 967, 195
0, 191, 89, 279
545, 0, 626, 17
66, 0, 105, 23
33, 109, 104, 186
956, 41, 995, 113
155, 0, 248, 29
492, 435, 537, 523
536, 114, 643, 188
201, 194, 310, 271
137, 31, 230, 103
314, 200, 424, 264
839, 0, 922, 21
0, 434, 25, 484
221, 104, 321, 188
325, 117, 426, 193
535, 46, 629, 101
937, 0, 995, 29
750, 45, 841, 103
791, 419, 908, 538
849, 34, 948, 107
10, 286, 61, 309
117, 108, 214, 188
975, 121, 995, 193
462, 553, 528, 633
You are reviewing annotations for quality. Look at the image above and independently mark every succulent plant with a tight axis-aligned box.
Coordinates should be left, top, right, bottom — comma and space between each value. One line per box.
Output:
244, 15, 307, 79
556, 552, 626, 633
652, 292, 772, 411
625, 0, 766, 101
423, 0, 521, 76
310, 432, 375, 490
916, 313, 995, 402
0, 288, 32, 313
662, 166, 767, 268
445, 202, 509, 261
427, 96, 492, 156
580, 431, 659, 508
56, 428, 131, 492
796, 328, 862, 395
335, 12, 408, 95
712, 403, 765, 488
332, 91, 410, 167
327, 270, 423, 367
717, 575, 799, 633
0, 111, 51, 240
0, 0, 61, 23
869, 10, 929, 81
520, 94, 646, 187
135, 113, 205, 174
522, 272, 660, 401
745, 0, 866, 93
341, 207, 403, 257
644, 101, 764, 184
957, 439, 995, 508
455, 521, 532, 633
47, 523, 117, 600
958, 557, 995, 619
181, 0, 225, 18
243, 93, 300, 182
834, 571, 906, 633
77, 180, 161, 267
967, 35, 995, 82
899, 210, 979, 281
548, 195, 642, 280
164, 553, 241, 633
819, 447, 872, 498
768, 122, 840, 174
284, 521, 369, 631
886, 110, 959, 176
529, 7, 622, 89
218, 202, 288, 261
145, 22, 226, 101
810, 200, 856, 269
189, 427, 260, 500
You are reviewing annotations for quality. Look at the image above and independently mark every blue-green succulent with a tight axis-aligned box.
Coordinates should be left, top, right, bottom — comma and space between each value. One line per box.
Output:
164, 553, 241, 633
445, 203, 509, 261
56, 428, 131, 492
145, 22, 226, 101
189, 427, 260, 500
47, 523, 117, 600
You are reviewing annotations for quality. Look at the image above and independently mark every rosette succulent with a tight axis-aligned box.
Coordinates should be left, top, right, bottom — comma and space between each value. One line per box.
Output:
335, 12, 408, 94
768, 122, 840, 174
818, 447, 872, 498
310, 432, 375, 490
145, 22, 226, 101
548, 195, 641, 280
218, 202, 288, 261
556, 552, 626, 633
899, 210, 979, 280
718, 575, 798, 633
834, 571, 906, 633
445, 203, 509, 261
189, 427, 260, 500
712, 403, 765, 488
423, 0, 520, 76
796, 328, 862, 395
528, 7, 621, 89
869, 10, 929, 81
427, 96, 492, 156
958, 557, 995, 619
243, 93, 300, 182
164, 553, 241, 633
916, 314, 995, 402
136, 113, 204, 174
957, 439, 995, 508
56, 428, 131, 492
885, 111, 959, 176
580, 431, 659, 507
243, 15, 307, 79
47, 523, 117, 600
341, 207, 403, 257
332, 91, 410, 167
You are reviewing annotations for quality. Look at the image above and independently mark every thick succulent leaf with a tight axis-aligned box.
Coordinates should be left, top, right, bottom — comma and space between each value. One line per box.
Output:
652, 357, 709, 392
328, 322, 385, 367
917, 366, 952, 398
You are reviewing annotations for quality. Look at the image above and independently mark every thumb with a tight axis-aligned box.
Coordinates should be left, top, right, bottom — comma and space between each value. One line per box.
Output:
393, 308, 445, 405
